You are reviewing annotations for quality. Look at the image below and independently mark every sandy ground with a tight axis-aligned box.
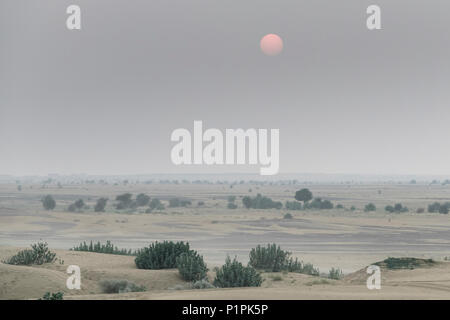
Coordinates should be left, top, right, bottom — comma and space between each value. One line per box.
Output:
0, 182, 449, 299
1, 247, 449, 300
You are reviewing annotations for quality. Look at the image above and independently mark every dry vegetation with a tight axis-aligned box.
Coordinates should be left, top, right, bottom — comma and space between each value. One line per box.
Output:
0, 179, 449, 299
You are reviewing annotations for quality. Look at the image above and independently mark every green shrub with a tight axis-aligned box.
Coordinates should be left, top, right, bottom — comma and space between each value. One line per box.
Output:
71, 240, 134, 255
285, 201, 302, 210
248, 243, 320, 276
375, 257, 435, 270
169, 198, 191, 207
176, 251, 208, 281
304, 198, 334, 210
249, 244, 290, 272
213, 256, 262, 288
39, 292, 64, 300
135, 193, 150, 207
227, 202, 238, 209
283, 213, 293, 219
94, 198, 108, 212
328, 267, 344, 280
4, 241, 56, 265
135, 241, 190, 269
42, 195, 56, 210
99, 279, 146, 293
364, 203, 376, 212
191, 279, 215, 289
241, 194, 282, 209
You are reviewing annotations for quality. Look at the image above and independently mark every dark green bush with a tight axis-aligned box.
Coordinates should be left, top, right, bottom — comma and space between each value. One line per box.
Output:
241, 194, 282, 209
285, 201, 302, 210
364, 203, 376, 212
227, 202, 238, 209
94, 198, 108, 212
39, 292, 64, 300
42, 195, 56, 210
71, 240, 134, 255
249, 244, 290, 272
169, 198, 191, 208
213, 256, 262, 288
135, 241, 190, 269
99, 279, 146, 293
328, 267, 343, 279
4, 241, 56, 265
135, 193, 150, 207
376, 257, 435, 270
283, 213, 293, 219
248, 243, 320, 275
304, 198, 334, 210
176, 251, 208, 281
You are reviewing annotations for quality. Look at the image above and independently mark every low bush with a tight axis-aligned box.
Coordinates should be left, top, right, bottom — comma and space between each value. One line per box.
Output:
213, 256, 262, 288
285, 201, 302, 210
248, 243, 319, 276
176, 251, 208, 281
71, 241, 135, 255
42, 195, 56, 210
99, 279, 146, 294
3, 241, 56, 266
304, 198, 334, 210
283, 213, 293, 219
39, 292, 64, 300
364, 203, 376, 212
94, 198, 108, 212
242, 194, 282, 209
375, 257, 435, 270
427, 202, 450, 214
191, 279, 215, 289
328, 267, 344, 280
135, 241, 190, 269
385, 203, 408, 213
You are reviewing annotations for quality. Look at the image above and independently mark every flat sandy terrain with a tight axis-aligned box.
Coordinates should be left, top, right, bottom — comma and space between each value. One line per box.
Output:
0, 181, 449, 299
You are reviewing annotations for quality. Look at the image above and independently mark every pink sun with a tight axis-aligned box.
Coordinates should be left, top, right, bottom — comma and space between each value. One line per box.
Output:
260, 34, 283, 56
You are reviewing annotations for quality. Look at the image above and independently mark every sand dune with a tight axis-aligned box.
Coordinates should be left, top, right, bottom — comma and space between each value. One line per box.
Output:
1, 247, 449, 300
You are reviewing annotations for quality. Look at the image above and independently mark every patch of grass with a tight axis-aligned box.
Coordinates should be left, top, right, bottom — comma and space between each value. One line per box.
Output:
99, 279, 146, 294
305, 279, 331, 286
269, 275, 283, 281
375, 257, 435, 270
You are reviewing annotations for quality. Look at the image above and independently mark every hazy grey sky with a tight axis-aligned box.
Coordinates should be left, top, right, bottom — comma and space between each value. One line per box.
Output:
1, 1, 450, 176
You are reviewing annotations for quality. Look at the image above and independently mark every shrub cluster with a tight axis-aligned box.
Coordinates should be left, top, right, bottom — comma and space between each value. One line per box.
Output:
304, 198, 333, 210
364, 203, 376, 212
68, 199, 86, 212
42, 195, 56, 210
39, 292, 64, 300
285, 201, 302, 210
428, 202, 450, 214
4, 241, 56, 266
248, 244, 319, 276
176, 251, 208, 281
169, 198, 192, 208
135, 241, 190, 269
213, 256, 262, 288
328, 267, 344, 280
385, 203, 409, 213
71, 240, 135, 255
94, 198, 108, 212
242, 194, 282, 209
99, 279, 146, 293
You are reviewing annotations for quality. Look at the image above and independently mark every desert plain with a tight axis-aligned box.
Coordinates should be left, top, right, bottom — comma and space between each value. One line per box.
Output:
0, 178, 449, 299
